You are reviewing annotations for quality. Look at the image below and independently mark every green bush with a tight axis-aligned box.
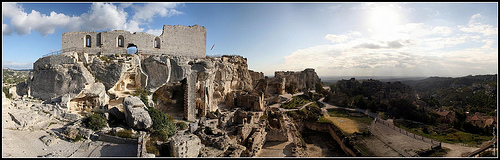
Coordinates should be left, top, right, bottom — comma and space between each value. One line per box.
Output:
176, 122, 188, 130
147, 107, 176, 140
135, 88, 151, 107
73, 135, 83, 142
115, 129, 133, 138
3, 87, 12, 99
146, 139, 160, 156
84, 113, 107, 131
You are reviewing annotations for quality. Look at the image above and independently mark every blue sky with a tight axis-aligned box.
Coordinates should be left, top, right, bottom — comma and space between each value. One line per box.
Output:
2, 2, 498, 77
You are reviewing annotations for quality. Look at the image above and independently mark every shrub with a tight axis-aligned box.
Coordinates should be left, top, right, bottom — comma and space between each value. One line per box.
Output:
73, 135, 83, 142
135, 88, 151, 107
147, 107, 177, 140
3, 87, 12, 99
146, 138, 160, 156
176, 122, 187, 130
84, 113, 107, 131
151, 130, 169, 142
115, 129, 133, 138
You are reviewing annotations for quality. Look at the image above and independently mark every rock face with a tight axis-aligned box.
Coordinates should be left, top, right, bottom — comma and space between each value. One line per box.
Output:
236, 93, 265, 111
141, 55, 172, 90
70, 82, 109, 112
123, 96, 152, 130
88, 57, 126, 91
268, 68, 321, 94
170, 133, 202, 157
30, 55, 95, 100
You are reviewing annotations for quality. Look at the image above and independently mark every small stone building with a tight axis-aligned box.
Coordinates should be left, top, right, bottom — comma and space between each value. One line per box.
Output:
62, 25, 206, 58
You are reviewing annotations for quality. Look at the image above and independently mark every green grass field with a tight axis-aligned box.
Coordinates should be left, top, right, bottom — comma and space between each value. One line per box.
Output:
396, 122, 492, 146
281, 95, 312, 109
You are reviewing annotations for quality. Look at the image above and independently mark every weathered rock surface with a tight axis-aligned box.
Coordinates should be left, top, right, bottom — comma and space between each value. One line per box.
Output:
170, 133, 202, 157
88, 57, 126, 91
8, 109, 50, 130
39, 135, 55, 146
71, 82, 109, 110
273, 68, 321, 92
122, 96, 152, 130
141, 55, 172, 90
30, 55, 95, 100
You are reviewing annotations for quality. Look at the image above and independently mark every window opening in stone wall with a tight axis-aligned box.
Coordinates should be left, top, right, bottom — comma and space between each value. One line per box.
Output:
118, 35, 124, 47
96, 33, 101, 46
154, 37, 161, 49
85, 35, 91, 47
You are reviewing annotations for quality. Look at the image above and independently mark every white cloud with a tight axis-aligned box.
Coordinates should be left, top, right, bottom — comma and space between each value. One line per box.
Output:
2, 3, 25, 19
325, 34, 349, 43
481, 39, 495, 49
459, 23, 498, 36
3, 23, 12, 35
3, 2, 183, 36
459, 13, 498, 36
132, 3, 183, 24
80, 2, 128, 31
281, 14, 497, 77
145, 28, 163, 36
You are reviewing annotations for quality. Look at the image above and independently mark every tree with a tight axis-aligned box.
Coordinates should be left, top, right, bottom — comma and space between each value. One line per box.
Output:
84, 113, 108, 131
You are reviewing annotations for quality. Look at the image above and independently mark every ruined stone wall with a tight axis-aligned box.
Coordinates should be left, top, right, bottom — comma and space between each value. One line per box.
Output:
99, 30, 155, 53
160, 25, 206, 58
62, 31, 99, 50
62, 25, 206, 58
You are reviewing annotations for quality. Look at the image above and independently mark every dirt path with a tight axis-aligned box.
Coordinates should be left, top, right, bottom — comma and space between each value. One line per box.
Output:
256, 141, 293, 157
441, 143, 479, 157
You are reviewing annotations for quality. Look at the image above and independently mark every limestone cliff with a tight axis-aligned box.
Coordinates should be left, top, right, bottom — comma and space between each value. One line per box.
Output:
24, 51, 322, 157
273, 68, 321, 93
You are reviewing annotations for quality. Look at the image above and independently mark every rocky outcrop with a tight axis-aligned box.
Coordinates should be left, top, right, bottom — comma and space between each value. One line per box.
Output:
170, 133, 202, 157
249, 70, 264, 88
88, 57, 126, 91
236, 92, 265, 111
123, 96, 152, 130
273, 68, 321, 93
70, 82, 109, 111
30, 55, 95, 100
141, 55, 172, 90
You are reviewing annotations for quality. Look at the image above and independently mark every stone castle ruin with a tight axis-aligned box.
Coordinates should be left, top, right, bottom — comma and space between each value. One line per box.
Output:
62, 25, 206, 58
13, 24, 323, 157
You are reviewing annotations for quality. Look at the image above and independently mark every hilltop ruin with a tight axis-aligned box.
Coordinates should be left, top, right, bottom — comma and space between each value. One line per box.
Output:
8, 24, 323, 157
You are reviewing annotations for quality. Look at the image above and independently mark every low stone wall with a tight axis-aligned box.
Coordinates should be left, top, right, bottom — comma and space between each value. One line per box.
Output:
303, 122, 359, 157
98, 132, 138, 144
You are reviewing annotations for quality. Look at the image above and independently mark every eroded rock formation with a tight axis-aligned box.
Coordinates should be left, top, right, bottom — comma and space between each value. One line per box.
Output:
123, 96, 152, 130
23, 51, 322, 157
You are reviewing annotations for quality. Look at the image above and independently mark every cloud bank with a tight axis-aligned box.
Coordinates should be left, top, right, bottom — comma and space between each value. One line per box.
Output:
283, 13, 498, 77
2, 2, 183, 36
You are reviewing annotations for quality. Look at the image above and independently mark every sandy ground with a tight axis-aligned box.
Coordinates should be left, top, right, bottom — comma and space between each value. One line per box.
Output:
357, 136, 401, 157
326, 116, 361, 135
256, 141, 293, 157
